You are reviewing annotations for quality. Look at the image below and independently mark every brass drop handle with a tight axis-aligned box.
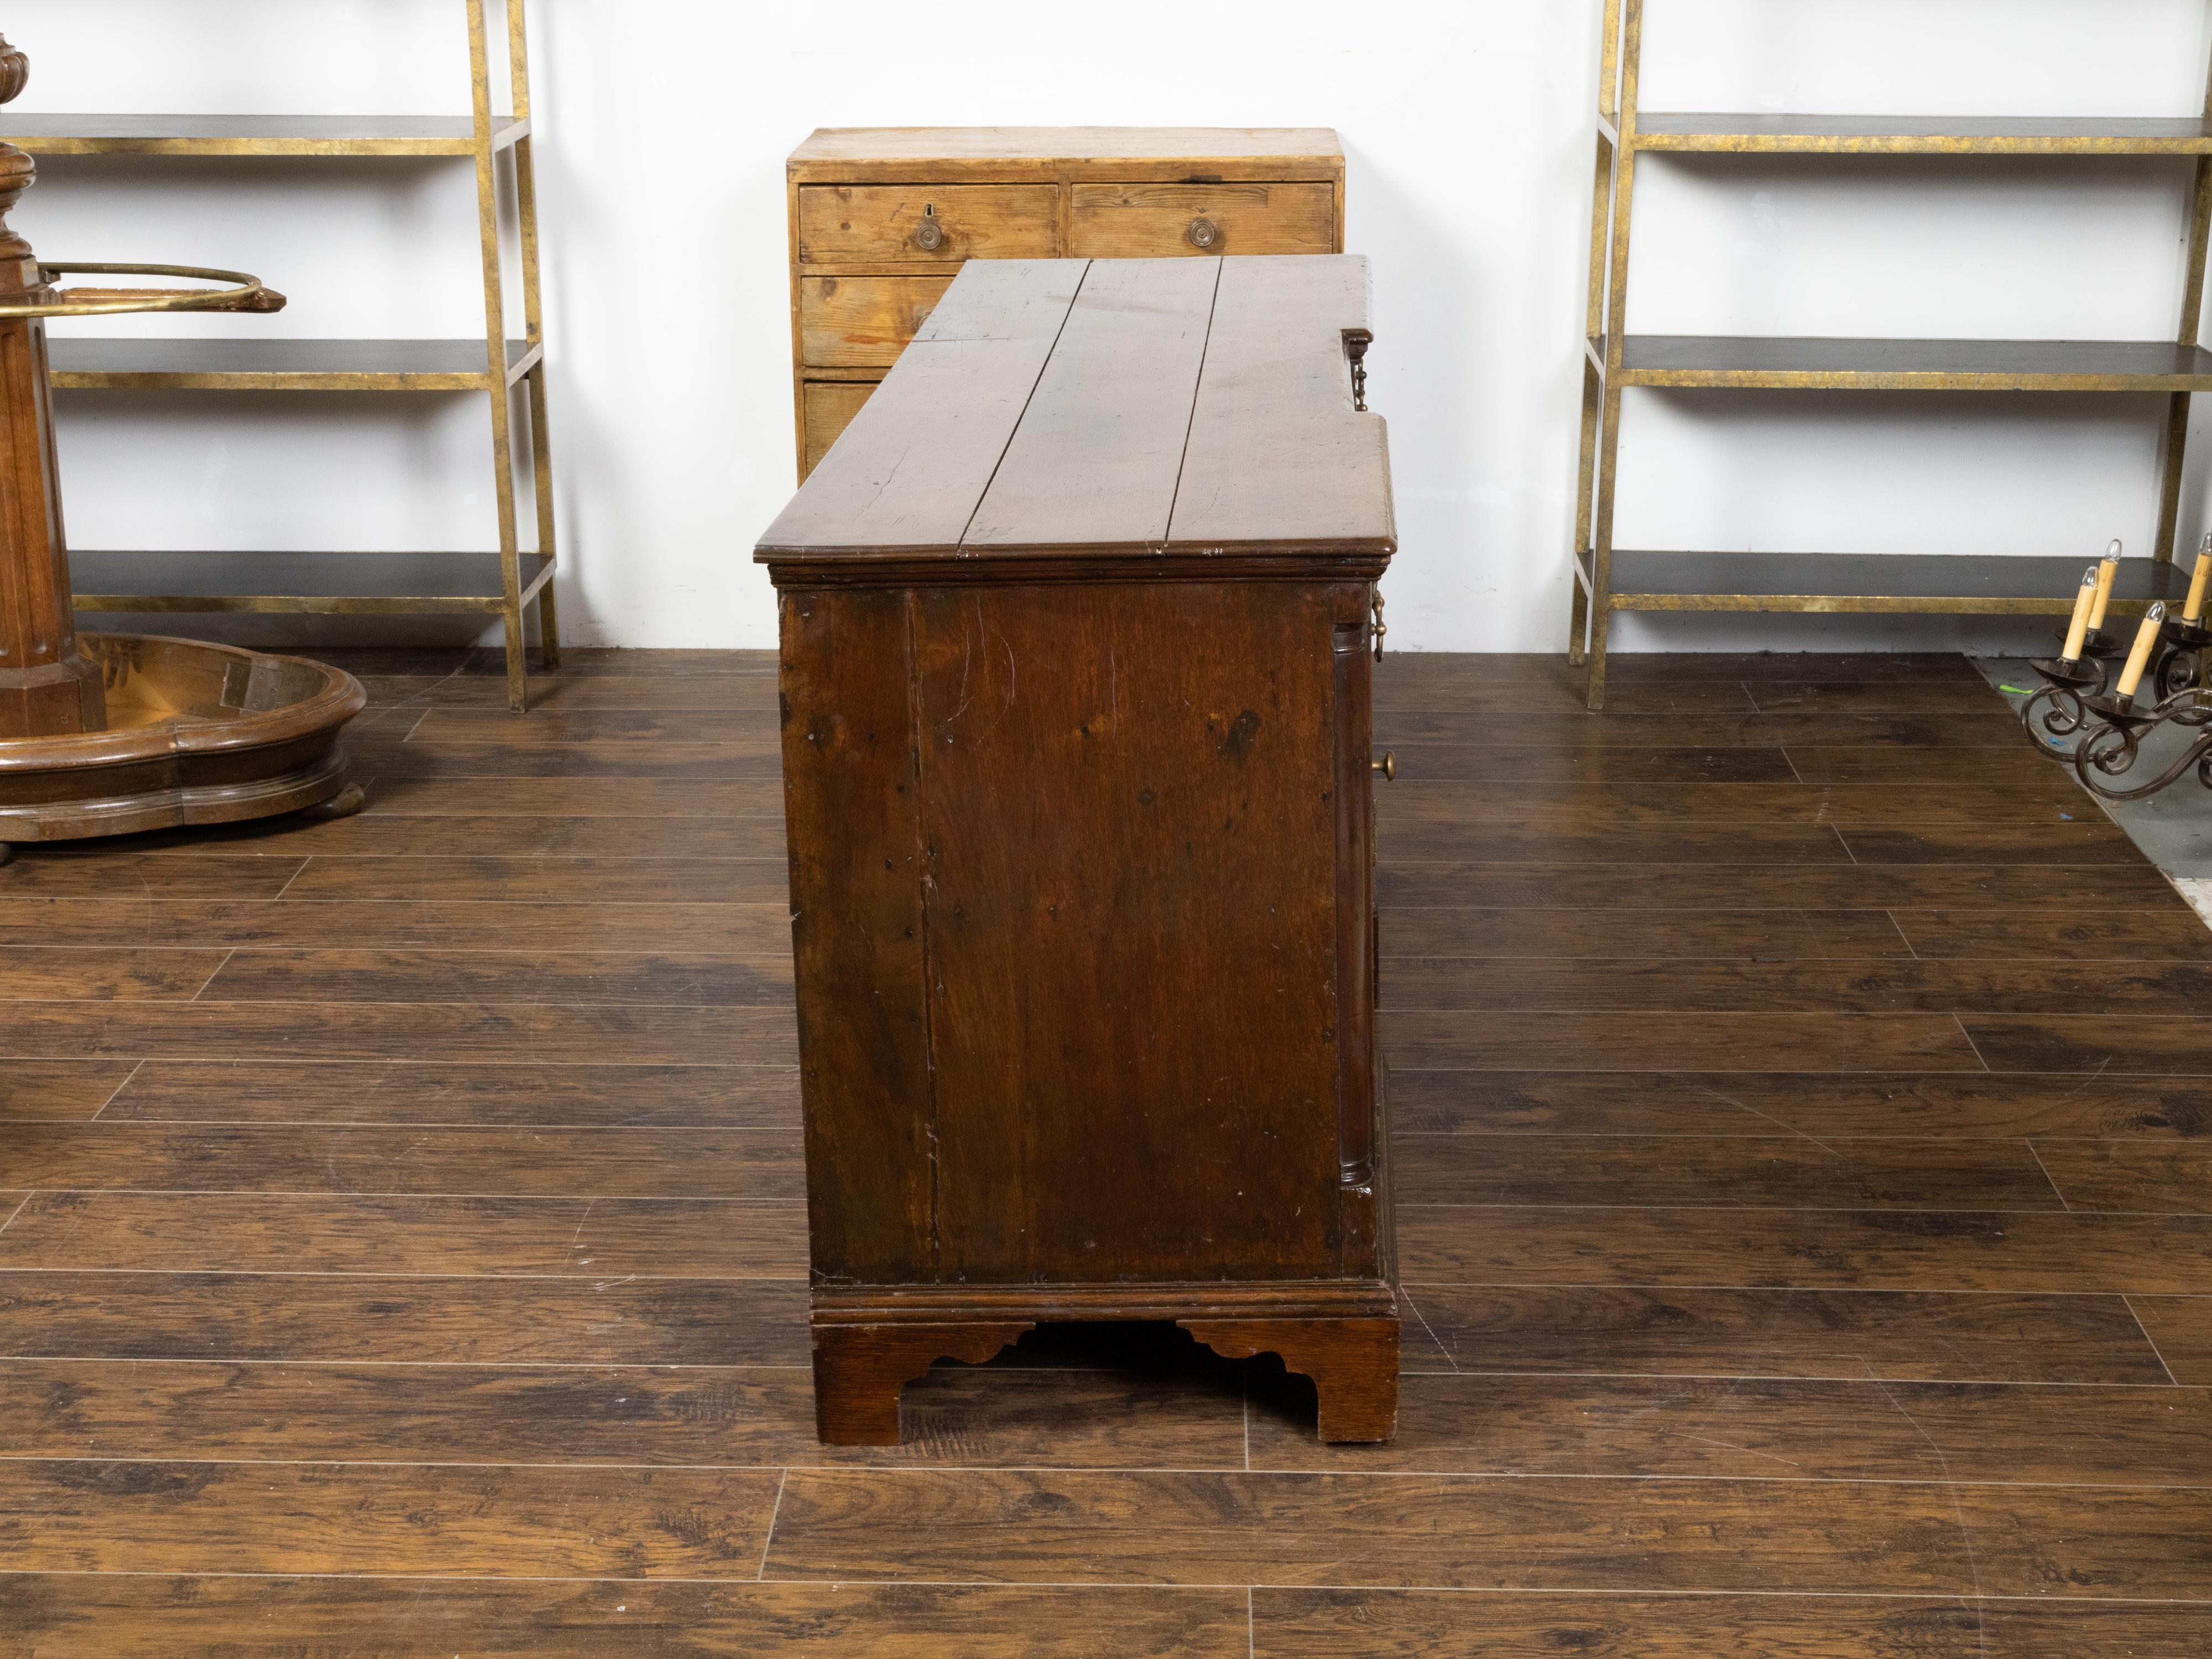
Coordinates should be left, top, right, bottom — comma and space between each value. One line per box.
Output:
914, 204, 946, 252
1344, 327, 1373, 412
1187, 215, 1220, 250
1370, 590, 1387, 661
1371, 753, 1395, 781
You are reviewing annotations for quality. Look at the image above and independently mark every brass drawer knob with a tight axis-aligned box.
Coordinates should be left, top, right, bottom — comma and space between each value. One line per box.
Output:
914, 205, 946, 252
1371, 753, 1395, 781
1187, 215, 1220, 250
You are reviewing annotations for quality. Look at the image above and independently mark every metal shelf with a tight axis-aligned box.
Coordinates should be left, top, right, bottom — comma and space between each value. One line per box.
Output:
27, 1, 561, 709
0, 112, 528, 157
1570, 0, 2212, 708
72, 550, 555, 616
1576, 551, 2197, 615
1598, 335, 2212, 392
49, 338, 543, 392
1628, 113, 2212, 155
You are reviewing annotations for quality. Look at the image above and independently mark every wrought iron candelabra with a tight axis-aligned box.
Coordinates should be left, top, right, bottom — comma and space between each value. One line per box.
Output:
2022, 538, 2212, 802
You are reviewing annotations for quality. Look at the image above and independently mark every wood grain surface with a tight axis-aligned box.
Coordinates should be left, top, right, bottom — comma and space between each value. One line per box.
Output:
4, 1578, 1254, 1657
961, 257, 1219, 551
795, 182, 1060, 264
1066, 182, 1337, 258
1, 645, 2204, 1654
801, 380, 873, 473
782, 129, 1346, 487
797, 274, 954, 367
1251, 1591, 2211, 1657
761, 255, 1392, 565
766, 260, 1085, 556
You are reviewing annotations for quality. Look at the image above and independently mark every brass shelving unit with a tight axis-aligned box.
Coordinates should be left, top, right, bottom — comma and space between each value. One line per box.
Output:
0, 1, 558, 711
1571, 0, 2212, 708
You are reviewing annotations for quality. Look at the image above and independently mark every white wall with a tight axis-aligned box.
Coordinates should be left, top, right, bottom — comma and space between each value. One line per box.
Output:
11, 0, 2212, 654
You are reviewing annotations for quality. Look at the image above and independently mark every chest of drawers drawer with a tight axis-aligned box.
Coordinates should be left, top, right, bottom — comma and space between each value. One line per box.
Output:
1067, 182, 1337, 257
796, 184, 1060, 266
800, 381, 876, 474
799, 276, 956, 368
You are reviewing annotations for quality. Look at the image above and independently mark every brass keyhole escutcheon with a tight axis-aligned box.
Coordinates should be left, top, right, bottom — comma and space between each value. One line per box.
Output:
1187, 215, 1220, 250
914, 204, 946, 252
1371, 753, 1395, 781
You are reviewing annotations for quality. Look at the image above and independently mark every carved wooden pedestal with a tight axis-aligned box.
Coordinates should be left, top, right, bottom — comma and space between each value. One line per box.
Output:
0, 32, 364, 846
0, 634, 366, 847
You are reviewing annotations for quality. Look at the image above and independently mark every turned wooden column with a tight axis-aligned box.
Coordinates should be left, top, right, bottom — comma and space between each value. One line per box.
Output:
0, 33, 100, 742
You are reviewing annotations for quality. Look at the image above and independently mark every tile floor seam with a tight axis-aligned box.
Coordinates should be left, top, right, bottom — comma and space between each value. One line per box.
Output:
2024, 1142, 2073, 1211
87, 1060, 145, 1121
189, 950, 237, 1003
754, 1468, 789, 1579
2121, 1295, 2183, 1386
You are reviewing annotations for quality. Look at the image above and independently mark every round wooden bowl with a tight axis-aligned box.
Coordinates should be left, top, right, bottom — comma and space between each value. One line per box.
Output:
0, 634, 367, 847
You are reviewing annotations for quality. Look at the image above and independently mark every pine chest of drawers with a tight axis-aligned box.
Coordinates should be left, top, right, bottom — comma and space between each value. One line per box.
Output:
784, 126, 1345, 477
757, 254, 1398, 1446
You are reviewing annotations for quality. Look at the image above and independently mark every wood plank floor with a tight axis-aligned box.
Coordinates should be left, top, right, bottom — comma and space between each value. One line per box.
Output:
3, 647, 2208, 1656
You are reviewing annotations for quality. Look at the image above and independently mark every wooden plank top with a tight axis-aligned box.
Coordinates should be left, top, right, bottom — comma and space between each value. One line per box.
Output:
756, 255, 1394, 569
756, 261, 1086, 559
962, 259, 1220, 553
789, 127, 1343, 171
1171, 258, 1399, 552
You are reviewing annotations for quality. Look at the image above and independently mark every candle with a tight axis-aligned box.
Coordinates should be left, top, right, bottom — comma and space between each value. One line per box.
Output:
2187, 533, 2212, 625
2088, 540, 2122, 632
2060, 565, 2100, 661
2116, 602, 2167, 701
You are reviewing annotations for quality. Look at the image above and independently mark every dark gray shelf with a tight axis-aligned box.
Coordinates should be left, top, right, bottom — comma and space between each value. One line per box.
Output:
0, 112, 527, 156
1579, 551, 2196, 614
1610, 335, 2212, 391
49, 338, 541, 391
71, 551, 555, 615
1632, 113, 2212, 155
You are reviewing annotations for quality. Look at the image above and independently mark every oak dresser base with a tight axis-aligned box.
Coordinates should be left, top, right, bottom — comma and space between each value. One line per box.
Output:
811, 1283, 1400, 1447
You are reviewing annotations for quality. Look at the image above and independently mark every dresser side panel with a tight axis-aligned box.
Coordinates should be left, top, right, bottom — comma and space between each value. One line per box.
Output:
780, 587, 936, 1284
914, 581, 1345, 1283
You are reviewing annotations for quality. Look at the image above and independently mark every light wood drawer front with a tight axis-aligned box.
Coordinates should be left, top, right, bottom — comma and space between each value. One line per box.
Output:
1067, 182, 1335, 257
802, 380, 879, 475
800, 276, 955, 369
797, 185, 1059, 265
